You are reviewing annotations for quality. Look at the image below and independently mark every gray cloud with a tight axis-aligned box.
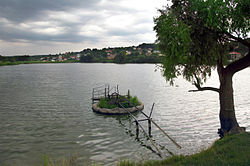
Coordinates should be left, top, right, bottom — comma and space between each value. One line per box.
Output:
0, 0, 167, 55
0, 0, 100, 22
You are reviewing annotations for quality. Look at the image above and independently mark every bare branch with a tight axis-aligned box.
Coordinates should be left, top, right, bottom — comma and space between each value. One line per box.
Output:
189, 86, 220, 93
225, 32, 250, 48
189, 74, 220, 93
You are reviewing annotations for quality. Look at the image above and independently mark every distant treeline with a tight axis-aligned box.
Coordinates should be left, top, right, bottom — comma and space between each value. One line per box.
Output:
1, 42, 247, 66
0, 55, 31, 62
79, 43, 162, 63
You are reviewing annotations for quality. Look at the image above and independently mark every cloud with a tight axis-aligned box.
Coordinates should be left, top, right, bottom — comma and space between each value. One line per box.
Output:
0, 0, 167, 55
0, 0, 100, 22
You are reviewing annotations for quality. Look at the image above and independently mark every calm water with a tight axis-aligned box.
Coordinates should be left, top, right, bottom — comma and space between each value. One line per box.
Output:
0, 64, 249, 165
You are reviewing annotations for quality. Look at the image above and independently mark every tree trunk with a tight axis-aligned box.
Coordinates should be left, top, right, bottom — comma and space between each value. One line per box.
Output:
218, 69, 245, 137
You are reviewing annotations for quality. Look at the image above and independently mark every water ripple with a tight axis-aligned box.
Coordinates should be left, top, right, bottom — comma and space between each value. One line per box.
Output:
0, 64, 249, 166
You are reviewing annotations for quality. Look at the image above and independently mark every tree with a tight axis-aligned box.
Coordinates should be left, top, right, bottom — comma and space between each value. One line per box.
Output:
80, 54, 94, 62
154, 0, 250, 137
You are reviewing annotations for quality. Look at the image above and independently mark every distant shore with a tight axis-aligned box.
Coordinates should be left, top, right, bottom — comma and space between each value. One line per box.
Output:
0, 60, 161, 67
0, 60, 78, 66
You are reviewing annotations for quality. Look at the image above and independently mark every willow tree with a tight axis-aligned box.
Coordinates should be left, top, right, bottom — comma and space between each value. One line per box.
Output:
154, 0, 250, 137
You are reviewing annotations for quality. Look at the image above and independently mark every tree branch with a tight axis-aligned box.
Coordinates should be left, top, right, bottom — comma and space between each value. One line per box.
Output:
225, 32, 250, 48
189, 83, 220, 93
189, 87, 220, 93
189, 75, 220, 93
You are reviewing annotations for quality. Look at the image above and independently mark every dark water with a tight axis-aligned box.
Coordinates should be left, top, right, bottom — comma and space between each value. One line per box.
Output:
0, 64, 249, 165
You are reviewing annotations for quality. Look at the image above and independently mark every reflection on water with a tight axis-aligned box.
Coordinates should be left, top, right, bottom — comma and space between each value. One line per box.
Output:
0, 64, 249, 165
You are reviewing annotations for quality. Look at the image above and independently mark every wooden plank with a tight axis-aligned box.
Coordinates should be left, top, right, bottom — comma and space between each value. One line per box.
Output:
118, 103, 163, 157
121, 96, 182, 149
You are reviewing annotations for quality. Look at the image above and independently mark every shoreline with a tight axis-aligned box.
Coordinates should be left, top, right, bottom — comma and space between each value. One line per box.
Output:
0, 60, 161, 67
40, 133, 250, 166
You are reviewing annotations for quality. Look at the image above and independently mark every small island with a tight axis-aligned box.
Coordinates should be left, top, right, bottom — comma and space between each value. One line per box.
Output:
92, 88, 144, 115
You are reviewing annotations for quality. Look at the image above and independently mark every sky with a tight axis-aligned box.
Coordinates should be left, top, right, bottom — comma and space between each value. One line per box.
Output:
0, 0, 169, 56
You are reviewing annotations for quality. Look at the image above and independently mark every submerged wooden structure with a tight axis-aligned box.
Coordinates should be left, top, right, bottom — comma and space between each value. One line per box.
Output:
91, 84, 181, 157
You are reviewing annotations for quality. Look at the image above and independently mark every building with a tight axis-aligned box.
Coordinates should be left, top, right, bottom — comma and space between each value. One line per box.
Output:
229, 52, 241, 60
58, 55, 63, 61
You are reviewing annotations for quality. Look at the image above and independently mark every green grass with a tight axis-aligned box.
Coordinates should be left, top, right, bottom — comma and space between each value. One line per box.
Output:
98, 96, 141, 109
118, 132, 250, 166
0, 61, 47, 66
98, 98, 117, 109
0, 60, 79, 66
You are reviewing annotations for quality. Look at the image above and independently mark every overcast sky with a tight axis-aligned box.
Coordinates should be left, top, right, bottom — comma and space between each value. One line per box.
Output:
0, 0, 169, 56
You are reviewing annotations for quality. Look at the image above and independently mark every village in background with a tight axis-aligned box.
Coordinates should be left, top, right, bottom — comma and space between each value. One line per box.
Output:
0, 42, 248, 64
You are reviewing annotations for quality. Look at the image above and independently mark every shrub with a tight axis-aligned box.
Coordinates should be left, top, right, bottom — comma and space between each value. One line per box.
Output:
98, 95, 140, 109
98, 98, 117, 109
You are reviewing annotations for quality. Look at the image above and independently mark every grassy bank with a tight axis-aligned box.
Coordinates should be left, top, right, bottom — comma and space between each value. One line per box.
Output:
118, 132, 250, 166
0, 61, 42, 66
0, 60, 79, 66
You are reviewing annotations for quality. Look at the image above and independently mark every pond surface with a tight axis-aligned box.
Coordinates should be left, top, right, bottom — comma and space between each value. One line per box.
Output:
0, 63, 249, 165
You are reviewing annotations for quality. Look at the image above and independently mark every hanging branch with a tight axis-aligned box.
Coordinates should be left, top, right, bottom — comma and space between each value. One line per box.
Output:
189, 74, 220, 93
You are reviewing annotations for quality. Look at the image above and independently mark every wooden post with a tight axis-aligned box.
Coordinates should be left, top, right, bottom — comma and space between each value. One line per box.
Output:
105, 88, 107, 99
92, 89, 94, 104
148, 118, 152, 137
136, 121, 139, 138
118, 101, 163, 157
149, 103, 155, 117
127, 89, 130, 107
125, 99, 182, 149
108, 85, 110, 99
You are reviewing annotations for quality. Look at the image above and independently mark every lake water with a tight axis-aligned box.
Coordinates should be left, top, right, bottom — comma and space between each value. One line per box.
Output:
0, 63, 249, 165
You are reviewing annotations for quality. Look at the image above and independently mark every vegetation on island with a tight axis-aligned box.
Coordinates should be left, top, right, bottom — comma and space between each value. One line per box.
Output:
98, 95, 140, 109
154, 0, 250, 137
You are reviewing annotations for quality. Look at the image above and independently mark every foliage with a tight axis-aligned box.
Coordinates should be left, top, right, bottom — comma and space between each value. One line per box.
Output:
0, 61, 43, 66
98, 98, 117, 109
129, 96, 140, 106
0, 60, 78, 66
117, 132, 250, 166
79, 43, 162, 64
154, 0, 250, 85
98, 95, 140, 109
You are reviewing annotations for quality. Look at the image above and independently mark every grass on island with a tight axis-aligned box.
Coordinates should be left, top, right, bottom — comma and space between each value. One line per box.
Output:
118, 132, 250, 166
98, 95, 140, 109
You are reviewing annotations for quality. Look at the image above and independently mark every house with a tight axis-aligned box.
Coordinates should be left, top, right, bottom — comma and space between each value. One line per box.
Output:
107, 54, 116, 60
229, 52, 241, 60
105, 50, 112, 53
146, 50, 152, 56
126, 51, 131, 55
58, 55, 63, 61
76, 54, 81, 60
